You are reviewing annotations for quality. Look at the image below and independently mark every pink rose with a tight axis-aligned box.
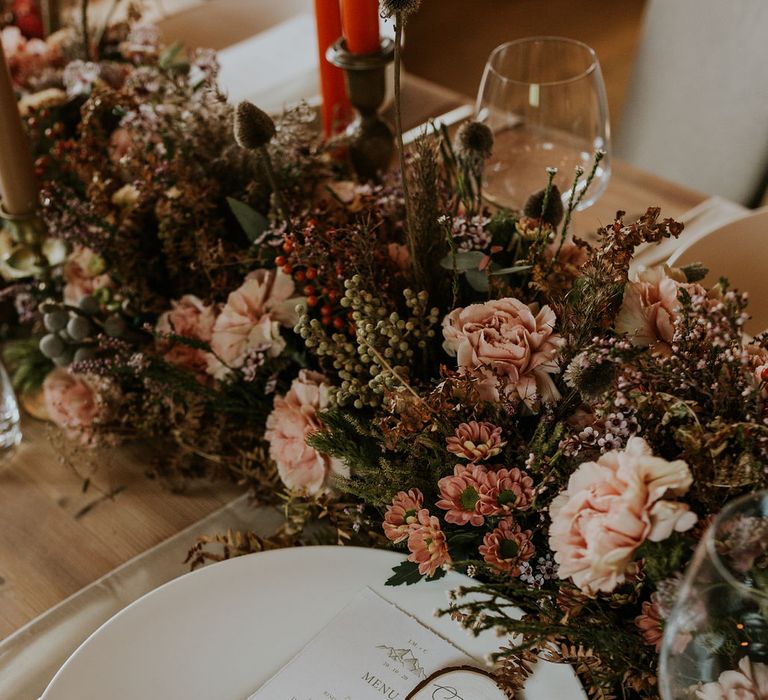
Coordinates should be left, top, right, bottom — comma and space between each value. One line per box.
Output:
549, 437, 697, 594
209, 270, 303, 377
442, 298, 564, 408
43, 368, 102, 440
745, 343, 768, 398
697, 657, 768, 700
63, 246, 111, 305
156, 295, 216, 377
265, 370, 347, 495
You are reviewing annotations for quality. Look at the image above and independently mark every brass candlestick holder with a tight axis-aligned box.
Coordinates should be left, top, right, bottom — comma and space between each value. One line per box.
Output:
326, 37, 395, 180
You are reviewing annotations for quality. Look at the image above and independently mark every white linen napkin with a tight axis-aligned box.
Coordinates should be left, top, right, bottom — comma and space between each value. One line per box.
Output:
216, 14, 320, 114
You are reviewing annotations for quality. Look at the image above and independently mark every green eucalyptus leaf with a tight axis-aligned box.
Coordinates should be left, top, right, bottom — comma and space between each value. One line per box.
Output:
489, 264, 532, 276
227, 197, 270, 243
465, 268, 490, 292
439, 251, 486, 272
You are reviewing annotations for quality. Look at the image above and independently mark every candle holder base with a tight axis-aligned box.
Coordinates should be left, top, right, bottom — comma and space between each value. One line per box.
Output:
0, 203, 50, 276
327, 38, 395, 180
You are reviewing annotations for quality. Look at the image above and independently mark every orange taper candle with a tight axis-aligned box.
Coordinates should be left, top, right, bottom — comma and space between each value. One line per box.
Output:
0, 38, 38, 215
314, 0, 352, 136
341, 0, 380, 55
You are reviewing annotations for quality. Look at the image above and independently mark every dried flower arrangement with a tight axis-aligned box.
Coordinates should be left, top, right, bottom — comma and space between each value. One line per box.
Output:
3, 5, 768, 699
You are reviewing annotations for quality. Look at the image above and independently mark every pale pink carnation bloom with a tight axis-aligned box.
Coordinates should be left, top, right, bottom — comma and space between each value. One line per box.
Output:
442, 298, 564, 408
696, 657, 768, 700
478, 518, 535, 575
265, 370, 347, 495
387, 243, 411, 271
436, 463, 488, 526
616, 265, 705, 354
446, 421, 506, 462
155, 295, 216, 376
479, 467, 534, 516
209, 270, 303, 376
407, 509, 451, 577
43, 369, 102, 441
383, 489, 424, 543
63, 246, 111, 305
549, 436, 697, 594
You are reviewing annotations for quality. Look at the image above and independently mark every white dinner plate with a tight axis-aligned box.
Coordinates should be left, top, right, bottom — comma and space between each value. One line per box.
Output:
668, 207, 768, 334
42, 546, 585, 699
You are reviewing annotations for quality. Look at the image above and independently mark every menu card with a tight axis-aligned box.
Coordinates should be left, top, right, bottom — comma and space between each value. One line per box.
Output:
248, 588, 474, 699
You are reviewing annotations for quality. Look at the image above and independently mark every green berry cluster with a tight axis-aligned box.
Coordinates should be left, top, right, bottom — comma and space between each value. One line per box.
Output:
38, 295, 128, 367
296, 275, 439, 408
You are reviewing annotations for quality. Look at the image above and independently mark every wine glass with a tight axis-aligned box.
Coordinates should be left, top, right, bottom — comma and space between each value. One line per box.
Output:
475, 37, 611, 212
659, 491, 768, 699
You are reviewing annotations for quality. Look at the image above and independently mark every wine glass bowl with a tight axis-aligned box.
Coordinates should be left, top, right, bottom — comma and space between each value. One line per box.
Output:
659, 491, 768, 699
476, 37, 611, 212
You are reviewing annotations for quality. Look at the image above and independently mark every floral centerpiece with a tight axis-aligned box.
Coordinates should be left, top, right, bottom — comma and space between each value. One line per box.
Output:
3, 2, 768, 698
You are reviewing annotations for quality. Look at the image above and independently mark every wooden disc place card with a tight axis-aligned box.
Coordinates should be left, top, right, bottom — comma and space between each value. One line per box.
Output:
406, 665, 507, 699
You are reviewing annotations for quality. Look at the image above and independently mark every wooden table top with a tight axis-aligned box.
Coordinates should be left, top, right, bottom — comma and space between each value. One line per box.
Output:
0, 75, 708, 641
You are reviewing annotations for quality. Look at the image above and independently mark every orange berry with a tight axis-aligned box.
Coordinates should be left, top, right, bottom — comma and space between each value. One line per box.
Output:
305, 268, 317, 280
294, 270, 306, 282
321, 304, 332, 316
333, 317, 345, 329
275, 255, 286, 267
281, 264, 293, 274
303, 285, 315, 296
307, 295, 319, 307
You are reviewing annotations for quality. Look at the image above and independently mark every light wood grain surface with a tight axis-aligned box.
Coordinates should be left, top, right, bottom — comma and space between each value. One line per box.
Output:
0, 75, 708, 641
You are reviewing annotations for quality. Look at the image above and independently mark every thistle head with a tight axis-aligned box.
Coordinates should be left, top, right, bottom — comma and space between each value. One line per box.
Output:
234, 101, 276, 150
523, 185, 565, 227
455, 121, 494, 164
380, 0, 422, 18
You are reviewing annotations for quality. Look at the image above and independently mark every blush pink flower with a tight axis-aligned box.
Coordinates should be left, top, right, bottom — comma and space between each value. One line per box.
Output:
265, 370, 347, 495
479, 467, 535, 516
209, 270, 303, 377
436, 463, 488, 526
446, 421, 506, 462
549, 437, 697, 594
696, 657, 768, 700
478, 518, 535, 575
383, 489, 424, 543
62, 246, 111, 305
43, 368, 102, 440
616, 265, 706, 354
635, 593, 664, 652
155, 295, 216, 377
442, 298, 564, 408
407, 509, 451, 577
745, 343, 768, 398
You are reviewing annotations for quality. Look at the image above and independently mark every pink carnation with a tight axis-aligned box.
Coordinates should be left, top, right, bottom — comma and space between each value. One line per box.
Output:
616, 265, 706, 354
209, 270, 303, 377
383, 489, 424, 543
407, 509, 451, 577
442, 298, 564, 408
155, 295, 216, 377
479, 518, 535, 575
265, 370, 347, 495
549, 437, 697, 594
62, 246, 111, 305
696, 657, 768, 700
436, 463, 488, 526
43, 368, 102, 440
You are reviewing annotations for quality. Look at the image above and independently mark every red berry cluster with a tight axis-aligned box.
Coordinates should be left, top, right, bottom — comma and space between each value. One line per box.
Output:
276, 220, 354, 334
